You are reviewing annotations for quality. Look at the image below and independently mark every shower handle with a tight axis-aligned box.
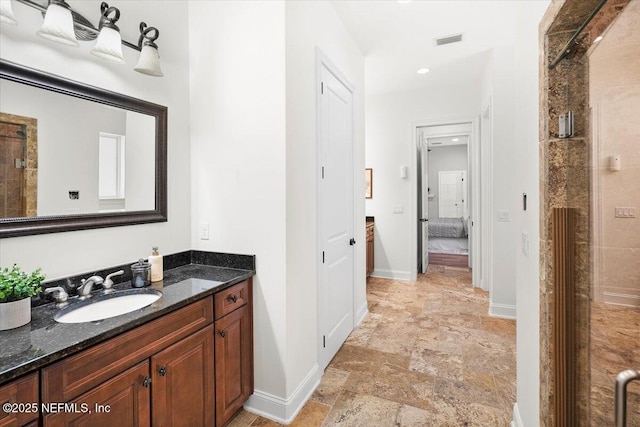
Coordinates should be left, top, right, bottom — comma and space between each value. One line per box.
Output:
615, 369, 640, 427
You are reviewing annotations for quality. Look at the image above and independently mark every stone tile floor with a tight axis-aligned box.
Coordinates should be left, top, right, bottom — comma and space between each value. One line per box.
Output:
229, 265, 516, 426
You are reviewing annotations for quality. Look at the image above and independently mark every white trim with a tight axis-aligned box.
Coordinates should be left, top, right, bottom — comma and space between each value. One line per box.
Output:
512, 403, 524, 427
603, 292, 640, 308
470, 117, 481, 279
355, 301, 368, 327
481, 99, 493, 293
370, 268, 411, 281
489, 302, 516, 319
315, 47, 356, 372
244, 364, 321, 425
411, 116, 481, 285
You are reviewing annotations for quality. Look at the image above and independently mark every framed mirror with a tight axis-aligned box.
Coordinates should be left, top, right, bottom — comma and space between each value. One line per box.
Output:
0, 59, 167, 238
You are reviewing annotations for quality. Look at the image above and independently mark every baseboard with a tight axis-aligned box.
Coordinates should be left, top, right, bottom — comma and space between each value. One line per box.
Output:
244, 364, 321, 425
512, 403, 523, 427
370, 269, 411, 281
603, 291, 640, 307
489, 302, 516, 319
355, 301, 368, 327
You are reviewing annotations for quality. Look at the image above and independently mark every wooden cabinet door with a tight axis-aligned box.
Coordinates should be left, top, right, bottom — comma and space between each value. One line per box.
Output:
215, 305, 252, 426
44, 361, 150, 427
0, 373, 39, 427
151, 325, 214, 427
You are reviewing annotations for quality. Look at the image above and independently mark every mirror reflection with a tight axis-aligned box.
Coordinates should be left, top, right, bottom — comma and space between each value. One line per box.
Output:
0, 78, 156, 219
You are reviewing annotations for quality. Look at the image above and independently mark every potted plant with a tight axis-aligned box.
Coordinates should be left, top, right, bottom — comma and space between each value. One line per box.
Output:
0, 265, 45, 330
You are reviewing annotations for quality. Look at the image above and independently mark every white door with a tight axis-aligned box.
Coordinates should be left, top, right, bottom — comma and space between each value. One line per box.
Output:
318, 61, 354, 369
420, 138, 429, 273
439, 171, 466, 218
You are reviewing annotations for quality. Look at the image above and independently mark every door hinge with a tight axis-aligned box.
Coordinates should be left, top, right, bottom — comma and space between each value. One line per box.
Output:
321, 82, 324, 94
14, 159, 26, 169
322, 251, 325, 263
323, 335, 326, 348
322, 166, 325, 179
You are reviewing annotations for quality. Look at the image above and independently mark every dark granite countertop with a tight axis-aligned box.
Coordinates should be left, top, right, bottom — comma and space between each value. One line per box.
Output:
0, 262, 254, 385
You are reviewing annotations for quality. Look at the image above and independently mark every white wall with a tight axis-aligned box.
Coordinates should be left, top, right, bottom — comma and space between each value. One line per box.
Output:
189, 1, 364, 420
0, 0, 192, 279
365, 82, 481, 280
427, 145, 468, 219
125, 112, 155, 211
512, 1, 550, 425
480, 45, 519, 318
188, 0, 288, 400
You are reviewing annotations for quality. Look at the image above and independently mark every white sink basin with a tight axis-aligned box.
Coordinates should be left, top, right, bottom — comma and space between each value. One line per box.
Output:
55, 289, 162, 324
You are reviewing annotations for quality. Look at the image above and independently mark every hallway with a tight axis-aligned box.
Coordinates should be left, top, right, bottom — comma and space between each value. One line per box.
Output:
230, 266, 517, 426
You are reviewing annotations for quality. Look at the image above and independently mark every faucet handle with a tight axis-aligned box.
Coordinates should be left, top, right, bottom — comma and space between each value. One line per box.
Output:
104, 270, 125, 290
44, 286, 69, 303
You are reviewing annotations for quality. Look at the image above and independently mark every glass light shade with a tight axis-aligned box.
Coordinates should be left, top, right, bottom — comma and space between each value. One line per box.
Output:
134, 45, 163, 77
0, 0, 18, 25
90, 26, 125, 63
36, 2, 78, 46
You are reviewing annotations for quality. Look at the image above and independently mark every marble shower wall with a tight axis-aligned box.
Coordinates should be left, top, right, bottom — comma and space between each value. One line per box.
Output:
539, 0, 633, 425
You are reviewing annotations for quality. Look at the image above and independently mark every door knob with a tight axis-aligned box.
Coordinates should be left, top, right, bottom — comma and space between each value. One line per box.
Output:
142, 376, 151, 388
419, 218, 428, 222
159, 366, 167, 376
349, 238, 356, 246
229, 294, 238, 303
219, 330, 226, 338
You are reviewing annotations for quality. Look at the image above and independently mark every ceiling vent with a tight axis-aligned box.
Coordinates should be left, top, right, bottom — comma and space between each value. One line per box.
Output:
435, 33, 463, 46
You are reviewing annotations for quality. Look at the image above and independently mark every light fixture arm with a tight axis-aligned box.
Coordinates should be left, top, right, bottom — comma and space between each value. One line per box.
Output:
14, 0, 143, 51
137, 22, 159, 49
97, 2, 120, 32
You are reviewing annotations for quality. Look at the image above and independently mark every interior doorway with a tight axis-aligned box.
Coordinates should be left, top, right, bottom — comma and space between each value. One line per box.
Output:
414, 119, 481, 285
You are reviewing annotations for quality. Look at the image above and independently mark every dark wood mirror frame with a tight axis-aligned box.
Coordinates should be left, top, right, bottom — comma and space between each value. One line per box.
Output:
0, 59, 167, 238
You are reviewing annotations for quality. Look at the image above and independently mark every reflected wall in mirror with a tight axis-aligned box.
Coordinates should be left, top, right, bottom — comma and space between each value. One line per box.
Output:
0, 59, 167, 238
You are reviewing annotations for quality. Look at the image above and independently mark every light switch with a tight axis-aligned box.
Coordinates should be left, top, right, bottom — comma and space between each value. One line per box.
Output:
521, 231, 529, 257
497, 210, 511, 222
615, 207, 637, 218
393, 205, 405, 214
200, 222, 210, 240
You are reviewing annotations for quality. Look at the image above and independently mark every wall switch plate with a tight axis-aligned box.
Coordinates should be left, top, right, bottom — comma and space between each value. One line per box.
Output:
615, 207, 637, 218
497, 210, 511, 222
393, 205, 404, 214
521, 231, 529, 257
200, 222, 210, 240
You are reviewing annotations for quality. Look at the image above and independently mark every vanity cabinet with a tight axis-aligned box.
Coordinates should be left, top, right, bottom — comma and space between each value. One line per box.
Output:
214, 282, 253, 427
152, 326, 214, 426
31, 278, 253, 427
0, 372, 39, 427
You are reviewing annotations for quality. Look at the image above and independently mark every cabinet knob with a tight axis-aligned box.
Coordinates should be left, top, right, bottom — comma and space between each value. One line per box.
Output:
229, 294, 238, 303
220, 330, 226, 338
159, 366, 167, 376
142, 376, 152, 388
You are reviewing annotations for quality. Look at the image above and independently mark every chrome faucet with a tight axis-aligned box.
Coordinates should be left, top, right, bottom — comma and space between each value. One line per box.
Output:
77, 275, 104, 299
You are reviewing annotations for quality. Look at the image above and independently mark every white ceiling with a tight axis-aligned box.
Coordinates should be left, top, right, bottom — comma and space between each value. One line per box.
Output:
330, 0, 532, 95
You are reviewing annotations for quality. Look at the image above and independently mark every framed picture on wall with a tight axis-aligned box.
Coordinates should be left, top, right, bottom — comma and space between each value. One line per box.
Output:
365, 168, 373, 199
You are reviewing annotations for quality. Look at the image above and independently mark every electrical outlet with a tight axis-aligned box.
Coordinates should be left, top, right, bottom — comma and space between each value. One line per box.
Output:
615, 207, 636, 218
200, 222, 210, 240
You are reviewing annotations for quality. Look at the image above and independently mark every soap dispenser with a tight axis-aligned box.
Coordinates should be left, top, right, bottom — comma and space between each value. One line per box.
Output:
149, 247, 163, 282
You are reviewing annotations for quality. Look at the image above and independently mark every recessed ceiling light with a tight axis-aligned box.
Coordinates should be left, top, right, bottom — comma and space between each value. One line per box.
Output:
593, 35, 603, 44
417, 68, 430, 74
452, 138, 459, 142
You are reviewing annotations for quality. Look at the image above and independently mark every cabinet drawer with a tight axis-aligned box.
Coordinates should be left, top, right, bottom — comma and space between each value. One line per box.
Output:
42, 297, 213, 403
214, 281, 249, 320
0, 372, 39, 426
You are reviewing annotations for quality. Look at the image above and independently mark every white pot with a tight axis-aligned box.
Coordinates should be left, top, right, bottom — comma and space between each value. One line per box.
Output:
0, 297, 32, 330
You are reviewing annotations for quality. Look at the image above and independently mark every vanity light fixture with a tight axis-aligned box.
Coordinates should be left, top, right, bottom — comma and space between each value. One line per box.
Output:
134, 22, 163, 77
7, 0, 164, 77
37, 0, 78, 46
90, 2, 125, 63
0, 0, 18, 25
417, 67, 430, 74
